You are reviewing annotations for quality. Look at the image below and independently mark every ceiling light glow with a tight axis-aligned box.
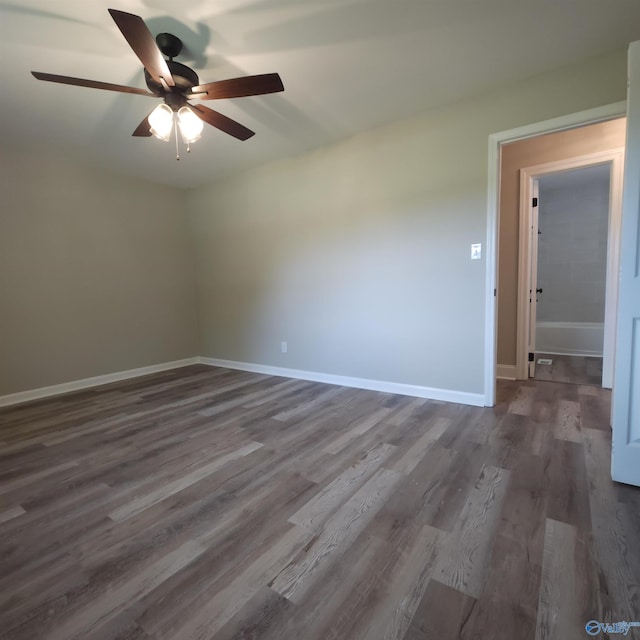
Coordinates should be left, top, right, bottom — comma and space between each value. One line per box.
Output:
148, 103, 174, 141
177, 107, 204, 144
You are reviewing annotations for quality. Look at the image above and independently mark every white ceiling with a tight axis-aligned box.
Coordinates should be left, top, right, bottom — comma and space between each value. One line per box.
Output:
2, 0, 640, 189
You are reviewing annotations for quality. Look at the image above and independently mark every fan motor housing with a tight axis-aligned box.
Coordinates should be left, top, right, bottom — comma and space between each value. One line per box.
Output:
143, 32, 199, 95
144, 60, 200, 95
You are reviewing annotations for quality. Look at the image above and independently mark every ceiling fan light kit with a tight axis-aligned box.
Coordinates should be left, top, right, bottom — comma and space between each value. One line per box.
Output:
177, 107, 204, 144
147, 105, 203, 158
148, 103, 173, 141
30, 8, 284, 160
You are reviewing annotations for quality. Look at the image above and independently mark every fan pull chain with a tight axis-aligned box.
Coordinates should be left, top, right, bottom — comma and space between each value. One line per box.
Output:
174, 120, 180, 161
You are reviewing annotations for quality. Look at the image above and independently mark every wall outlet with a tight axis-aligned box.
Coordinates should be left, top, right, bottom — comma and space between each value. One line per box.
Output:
471, 243, 482, 260
281, 341, 288, 353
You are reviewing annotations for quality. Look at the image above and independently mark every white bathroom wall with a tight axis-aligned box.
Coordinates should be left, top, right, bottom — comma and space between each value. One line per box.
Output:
535, 164, 610, 356
537, 165, 610, 323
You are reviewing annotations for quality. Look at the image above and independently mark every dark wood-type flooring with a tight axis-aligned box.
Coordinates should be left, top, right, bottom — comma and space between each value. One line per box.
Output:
534, 353, 603, 386
1, 365, 639, 640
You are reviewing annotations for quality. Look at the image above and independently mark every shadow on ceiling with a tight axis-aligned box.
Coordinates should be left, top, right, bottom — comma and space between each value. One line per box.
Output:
143, 15, 212, 69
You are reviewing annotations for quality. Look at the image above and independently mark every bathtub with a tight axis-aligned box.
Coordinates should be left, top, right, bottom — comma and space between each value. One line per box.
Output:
535, 321, 604, 357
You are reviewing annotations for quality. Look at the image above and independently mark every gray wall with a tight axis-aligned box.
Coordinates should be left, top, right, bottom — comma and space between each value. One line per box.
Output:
536, 166, 610, 323
0, 48, 628, 399
0, 145, 199, 395
187, 49, 627, 396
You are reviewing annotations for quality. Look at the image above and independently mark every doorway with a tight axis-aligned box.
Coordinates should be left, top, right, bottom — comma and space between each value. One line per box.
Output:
487, 113, 627, 405
517, 149, 624, 388
531, 164, 612, 386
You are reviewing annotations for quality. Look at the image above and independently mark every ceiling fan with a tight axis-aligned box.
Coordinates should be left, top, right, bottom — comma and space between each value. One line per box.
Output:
31, 8, 284, 150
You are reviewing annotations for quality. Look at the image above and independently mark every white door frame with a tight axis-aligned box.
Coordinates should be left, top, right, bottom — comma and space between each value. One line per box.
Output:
484, 101, 627, 406
527, 179, 540, 379
516, 150, 625, 387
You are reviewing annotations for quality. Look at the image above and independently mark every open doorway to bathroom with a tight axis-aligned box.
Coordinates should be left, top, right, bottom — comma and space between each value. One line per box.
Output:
495, 116, 626, 391
533, 164, 610, 386
517, 147, 624, 388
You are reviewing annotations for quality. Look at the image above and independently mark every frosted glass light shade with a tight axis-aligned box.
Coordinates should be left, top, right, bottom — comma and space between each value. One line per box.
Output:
148, 103, 174, 142
177, 107, 203, 143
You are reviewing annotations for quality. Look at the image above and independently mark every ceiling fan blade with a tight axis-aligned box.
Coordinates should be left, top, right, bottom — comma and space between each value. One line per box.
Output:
31, 72, 156, 96
189, 73, 284, 100
190, 104, 255, 141
108, 9, 175, 88
132, 115, 152, 137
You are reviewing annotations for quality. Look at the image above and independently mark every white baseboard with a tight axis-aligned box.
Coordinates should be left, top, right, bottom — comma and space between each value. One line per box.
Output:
0, 358, 200, 408
198, 357, 486, 407
0, 356, 487, 409
496, 364, 517, 380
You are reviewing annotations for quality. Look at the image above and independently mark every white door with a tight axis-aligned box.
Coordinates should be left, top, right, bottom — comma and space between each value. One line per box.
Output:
611, 40, 640, 487
528, 180, 540, 378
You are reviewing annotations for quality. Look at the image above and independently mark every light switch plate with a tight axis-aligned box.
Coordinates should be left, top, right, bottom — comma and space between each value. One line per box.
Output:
471, 243, 482, 260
